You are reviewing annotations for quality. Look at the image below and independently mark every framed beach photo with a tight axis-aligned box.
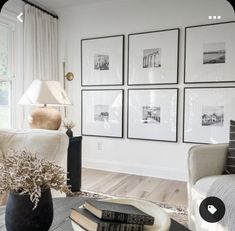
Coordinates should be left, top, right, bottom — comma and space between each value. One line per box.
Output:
128, 29, 179, 85
81, 35, 124, 86
183, 87, 235, 144
127, 88, 178, 142
82, 89, 124, 138
184, 21, 235, 83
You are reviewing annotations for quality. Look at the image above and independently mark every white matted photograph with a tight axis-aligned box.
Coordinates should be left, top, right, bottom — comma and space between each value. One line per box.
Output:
82, 90, 124, 138
185, 21, 235, 83
203, 42, 226, 65
201, 106, 224, 127
183, 87, 235, 144
128, 88, 178, 142
94, 54, 109, 70
128, 29, 179, 85
143, 48, 161, 68
81, 35, 124, 86
142, 106, 161, 124
94, 105, 109, 122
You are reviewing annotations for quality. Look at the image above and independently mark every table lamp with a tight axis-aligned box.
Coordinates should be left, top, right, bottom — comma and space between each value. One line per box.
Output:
18, 80, 72, 130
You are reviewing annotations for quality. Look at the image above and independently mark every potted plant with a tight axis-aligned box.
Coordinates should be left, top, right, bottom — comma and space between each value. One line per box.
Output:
63, 120, 76, 138
0, 150, 71, 231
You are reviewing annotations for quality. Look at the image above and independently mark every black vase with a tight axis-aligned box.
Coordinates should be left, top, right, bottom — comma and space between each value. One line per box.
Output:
5, 188, 53, 231
66, 128, 73, 138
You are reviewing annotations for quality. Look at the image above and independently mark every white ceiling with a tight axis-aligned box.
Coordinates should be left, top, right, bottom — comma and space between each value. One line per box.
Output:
31, 0, 114, 11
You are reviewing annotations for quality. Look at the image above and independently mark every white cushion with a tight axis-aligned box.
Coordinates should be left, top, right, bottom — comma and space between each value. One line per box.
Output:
193, 175, 228, 197
0, 129, 69, 198
0, 128, 68, 169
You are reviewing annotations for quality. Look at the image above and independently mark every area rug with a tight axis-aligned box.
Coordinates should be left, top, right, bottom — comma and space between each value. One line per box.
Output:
71, 190, 188, 228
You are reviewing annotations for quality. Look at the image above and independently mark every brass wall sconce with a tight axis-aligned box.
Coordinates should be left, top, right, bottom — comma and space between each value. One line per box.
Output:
63, 62, 74, 81
62, 62, 74, 118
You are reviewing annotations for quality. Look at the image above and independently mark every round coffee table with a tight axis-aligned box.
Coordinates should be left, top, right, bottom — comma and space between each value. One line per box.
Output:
0, 197, 188, 231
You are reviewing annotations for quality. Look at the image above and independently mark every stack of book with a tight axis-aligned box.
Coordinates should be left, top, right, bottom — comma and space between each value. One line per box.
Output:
70, 199, 155, 231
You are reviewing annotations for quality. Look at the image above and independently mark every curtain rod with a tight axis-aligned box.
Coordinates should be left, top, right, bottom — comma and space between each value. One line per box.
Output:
22, 0, 59, 19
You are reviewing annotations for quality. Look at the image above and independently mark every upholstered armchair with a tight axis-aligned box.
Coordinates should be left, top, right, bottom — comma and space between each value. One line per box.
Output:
0, 129, 69, 203
188, 144, 228, 231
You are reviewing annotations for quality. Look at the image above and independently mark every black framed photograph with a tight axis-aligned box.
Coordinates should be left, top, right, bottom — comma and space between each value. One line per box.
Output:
127, 88, 178, 142
183, 87, 235, 144
82, 89, 124, 138
184, 21, 235, 83
128, 28, 179, 85
81, 35, 124, 86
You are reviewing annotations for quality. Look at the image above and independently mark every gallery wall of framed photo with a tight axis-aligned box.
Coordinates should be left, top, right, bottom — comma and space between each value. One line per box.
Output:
81, 20, 235, 144
183, 21, 235, 144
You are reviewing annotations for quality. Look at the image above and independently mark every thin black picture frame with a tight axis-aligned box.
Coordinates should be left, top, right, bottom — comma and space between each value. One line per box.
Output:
184, 21, 235, 84
81, 89, 124, 139
127, 28, 180, 86
127, 88, 179, 142
183, 86, 235, 144
81, 34, 125, 87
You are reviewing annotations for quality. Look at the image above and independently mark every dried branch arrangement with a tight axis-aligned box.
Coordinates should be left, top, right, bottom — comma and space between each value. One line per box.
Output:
63, 120, 76, 130
0, 150, 71, 209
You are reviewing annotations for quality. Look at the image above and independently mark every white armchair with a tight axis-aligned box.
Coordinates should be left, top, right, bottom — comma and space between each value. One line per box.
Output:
188, 143, 228, 231
0, 129, 69, 201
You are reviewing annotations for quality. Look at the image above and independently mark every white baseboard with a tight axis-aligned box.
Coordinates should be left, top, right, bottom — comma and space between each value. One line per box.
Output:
83, 158, 187, 182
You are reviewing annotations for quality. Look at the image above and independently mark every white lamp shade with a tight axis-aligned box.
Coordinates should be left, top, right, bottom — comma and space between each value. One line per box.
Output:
18, 80, 72, 106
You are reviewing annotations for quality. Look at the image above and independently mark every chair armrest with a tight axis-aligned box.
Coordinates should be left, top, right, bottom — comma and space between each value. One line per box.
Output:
188, 143, 228, 186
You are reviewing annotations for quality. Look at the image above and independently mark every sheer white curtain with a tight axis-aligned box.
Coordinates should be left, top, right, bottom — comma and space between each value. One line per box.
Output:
22, 4, 59, 127
23, 4, 58, 87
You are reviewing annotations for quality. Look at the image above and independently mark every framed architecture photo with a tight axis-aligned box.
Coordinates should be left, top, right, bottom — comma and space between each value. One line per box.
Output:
184, 21, 235, 83
127, 88, 178, 142
81, 35, 124, 86
183, 87, 235, 144
82, 89, 124, 138
128, 28, 179, 85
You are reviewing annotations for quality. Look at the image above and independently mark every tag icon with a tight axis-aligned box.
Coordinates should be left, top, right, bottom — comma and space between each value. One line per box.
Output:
207, 205, 217, 215
200, 197, 225, 223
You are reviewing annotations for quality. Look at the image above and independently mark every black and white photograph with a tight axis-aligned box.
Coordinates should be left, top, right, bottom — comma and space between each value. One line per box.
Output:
203, 42, 225, 64
94, 54, 109, 70
185, 21, 235, 83
94, 105, 109, 122
183, 87, 235, 144
142, 106, 160, 124
81, 35, 124, 86
128, 88, 178, 142
82, 89, 124, 138
201, 106, 224, 126
128, 29, 179, 85
143, 48, 161, 68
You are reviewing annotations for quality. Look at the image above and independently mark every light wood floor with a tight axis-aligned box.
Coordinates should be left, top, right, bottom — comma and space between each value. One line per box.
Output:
82, 168, 188, 208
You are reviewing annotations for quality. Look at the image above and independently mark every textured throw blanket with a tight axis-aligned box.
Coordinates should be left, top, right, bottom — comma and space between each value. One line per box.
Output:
207, 174, 235, 231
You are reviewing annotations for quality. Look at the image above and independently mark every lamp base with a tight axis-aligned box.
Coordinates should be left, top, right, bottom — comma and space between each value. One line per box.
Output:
29, 107, 62, 130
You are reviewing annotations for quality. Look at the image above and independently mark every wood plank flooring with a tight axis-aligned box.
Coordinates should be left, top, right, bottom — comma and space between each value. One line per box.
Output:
0, 169, 187, 208
82, 168, 188, 208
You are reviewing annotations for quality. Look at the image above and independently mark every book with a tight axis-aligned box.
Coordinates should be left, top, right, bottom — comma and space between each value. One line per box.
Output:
83, 199, 154, 225
70, 208, 144, 231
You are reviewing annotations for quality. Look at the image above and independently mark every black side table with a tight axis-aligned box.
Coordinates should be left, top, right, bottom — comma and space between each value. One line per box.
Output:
67, 136, 82, 192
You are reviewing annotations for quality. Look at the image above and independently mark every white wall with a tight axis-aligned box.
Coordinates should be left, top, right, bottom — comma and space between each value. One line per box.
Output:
57, 0, 235, 181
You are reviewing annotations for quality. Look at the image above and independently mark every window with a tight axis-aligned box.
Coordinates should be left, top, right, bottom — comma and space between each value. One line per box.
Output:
0, 22, 13, 128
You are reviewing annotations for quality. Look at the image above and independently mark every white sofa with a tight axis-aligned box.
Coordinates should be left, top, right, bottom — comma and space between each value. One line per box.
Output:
0, 129, 69, 199
188, 143, 228, 231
